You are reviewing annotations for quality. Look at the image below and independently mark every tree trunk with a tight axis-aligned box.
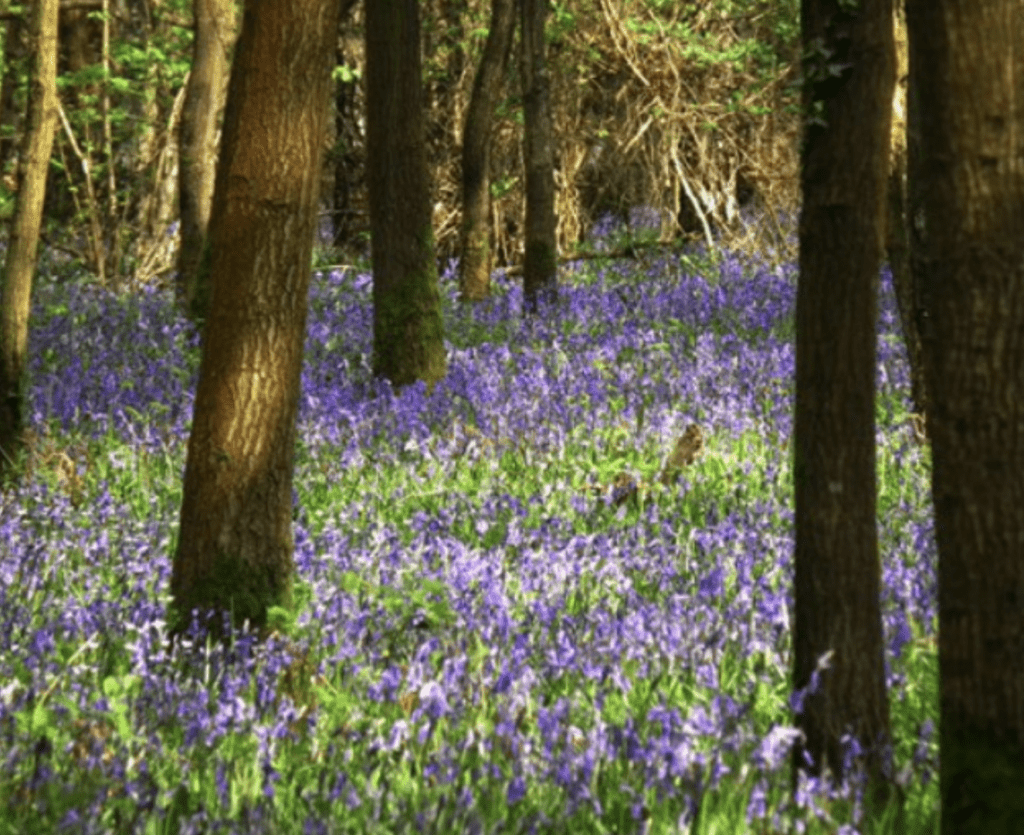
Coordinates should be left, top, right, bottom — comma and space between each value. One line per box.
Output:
0, 0, 59, 478
520, 0, 557, 314
366, 0, 447, 390
904, 2, 1024, 830
129, 75, 188, 286
330, 0, 363, 252
171, 0, 338, 637
177, 0, 237, 321
885, 4, 928, 427
57, 6, 106, 282
458, 0, 515, 302
793, 0, 895, 803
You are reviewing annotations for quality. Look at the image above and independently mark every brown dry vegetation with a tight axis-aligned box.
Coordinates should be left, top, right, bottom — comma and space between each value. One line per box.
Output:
329, 0, 802, 269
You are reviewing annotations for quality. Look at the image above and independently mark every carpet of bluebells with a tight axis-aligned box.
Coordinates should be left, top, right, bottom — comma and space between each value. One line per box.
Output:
0, 223, 938, 833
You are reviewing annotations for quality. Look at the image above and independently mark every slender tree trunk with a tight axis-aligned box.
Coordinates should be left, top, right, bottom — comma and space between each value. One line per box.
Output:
0, 0, 59, 477
904, 6, 930, 441
129, 75, 188, 286
171, 0, 338, 637
520, 0, 557, 314
885, 3, 928, 427
793, 0, 895, 804
329, 0, 362, 252
458, 0, 515, 302
366, 0, 446, 390
58, 7, 106, 283
177, 0, 237, 321
904, 3, 1024, 831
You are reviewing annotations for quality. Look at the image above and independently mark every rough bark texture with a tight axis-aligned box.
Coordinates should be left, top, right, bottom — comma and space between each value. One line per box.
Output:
520, 0, 557, 314
171, 0, 338, 636
177, 0, 237, 321
366, 0, 447, 390
904, 3, 1024, 831
0, 0, 59, 477
793, 0, 895, 799
458, 0, 516, 302
885, 5, 928, 425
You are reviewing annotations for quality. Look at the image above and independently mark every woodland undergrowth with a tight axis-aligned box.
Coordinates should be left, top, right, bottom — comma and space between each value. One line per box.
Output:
0, 223, 937, 834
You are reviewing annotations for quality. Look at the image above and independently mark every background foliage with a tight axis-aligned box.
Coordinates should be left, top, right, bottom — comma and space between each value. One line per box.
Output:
0, 0, 802, 287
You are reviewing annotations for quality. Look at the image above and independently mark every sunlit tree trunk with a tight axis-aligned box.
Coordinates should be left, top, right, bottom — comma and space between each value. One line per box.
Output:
177, 0, 238, 321
885, 4, 928, 427
171, 0, 338, 637
459, 0, 516, 302
0, 0, 59, 477
520, 0, 557, 314
366, 0, 446, 389
793, 0, 895, 805
904, 2, 1024, 830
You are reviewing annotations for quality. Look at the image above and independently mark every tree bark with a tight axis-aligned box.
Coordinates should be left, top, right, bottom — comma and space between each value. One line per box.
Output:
128, 73, 187, 286
329, 0, 363, 252
177, 0, 237, 321
520, 0, 557, 314
793, 0, 895, 803
57, 5, 106, 282
365, 0, 447, 390
0, 0, 59, 477
171, 0, 338, 637
458, 0, 515, 302
885, 4, 928, 427
904, 2, 1024, 830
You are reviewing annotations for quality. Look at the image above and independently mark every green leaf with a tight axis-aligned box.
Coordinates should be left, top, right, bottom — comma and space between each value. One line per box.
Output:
102, 673, 141, 699
266, 604, 295, 635
17, 703, 55, 736
603, 690, 628, 728
333, 64, 361, 84
340, 570, 364, 595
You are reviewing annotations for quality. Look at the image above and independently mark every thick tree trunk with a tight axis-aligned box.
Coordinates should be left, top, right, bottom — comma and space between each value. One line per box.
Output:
0, 0, 59, 477
171, 0, 338, 637
177, 0, 237, 321
366, 0, 446, 390
520, 0, 557, 314
905, 2, 1024, 830
793, 0, 895, 803
458, 0, 515, 302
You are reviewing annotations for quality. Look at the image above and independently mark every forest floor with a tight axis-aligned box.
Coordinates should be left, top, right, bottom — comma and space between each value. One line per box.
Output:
0, 230, 937, 833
